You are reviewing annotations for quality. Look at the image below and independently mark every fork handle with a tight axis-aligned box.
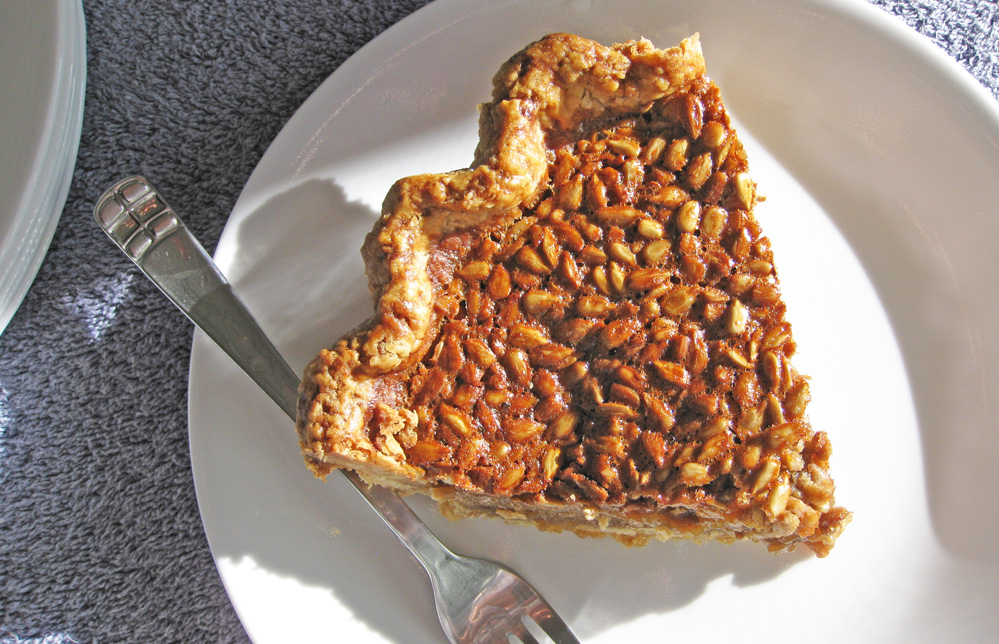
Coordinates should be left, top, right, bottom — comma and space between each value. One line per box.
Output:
94, 176, 299, 417
94, 175, 453, 564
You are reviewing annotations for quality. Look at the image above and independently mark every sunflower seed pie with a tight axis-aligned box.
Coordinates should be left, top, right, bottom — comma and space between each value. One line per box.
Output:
296, 33, 851, 556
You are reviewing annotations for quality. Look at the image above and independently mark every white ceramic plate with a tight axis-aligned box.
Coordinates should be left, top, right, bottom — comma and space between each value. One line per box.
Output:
0, 0, 86, 335
188, 1, 999, 641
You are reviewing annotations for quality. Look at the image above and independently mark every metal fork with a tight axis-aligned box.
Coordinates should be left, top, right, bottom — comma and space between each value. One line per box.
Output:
94, 176, 581, 644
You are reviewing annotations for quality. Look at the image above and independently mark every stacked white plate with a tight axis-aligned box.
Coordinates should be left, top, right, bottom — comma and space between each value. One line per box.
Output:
0, 0, 86, 335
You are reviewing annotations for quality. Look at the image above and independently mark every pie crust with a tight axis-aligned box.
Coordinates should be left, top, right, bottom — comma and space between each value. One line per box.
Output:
297, 33, 850, 556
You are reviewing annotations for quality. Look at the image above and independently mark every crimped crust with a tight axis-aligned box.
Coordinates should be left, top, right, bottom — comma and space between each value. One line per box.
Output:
297, 33, 850, 556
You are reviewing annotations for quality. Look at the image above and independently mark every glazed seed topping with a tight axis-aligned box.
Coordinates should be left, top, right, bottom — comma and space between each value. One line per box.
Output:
398, 78, 834, 532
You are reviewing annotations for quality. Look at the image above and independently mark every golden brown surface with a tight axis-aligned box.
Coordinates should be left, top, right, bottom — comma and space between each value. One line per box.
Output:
297, 33, 850, 556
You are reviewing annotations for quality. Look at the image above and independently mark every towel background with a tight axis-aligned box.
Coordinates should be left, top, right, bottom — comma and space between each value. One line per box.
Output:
1, 1, 996, 642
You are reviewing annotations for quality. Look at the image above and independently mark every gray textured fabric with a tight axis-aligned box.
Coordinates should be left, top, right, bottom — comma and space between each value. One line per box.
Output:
0, 1, 996, 643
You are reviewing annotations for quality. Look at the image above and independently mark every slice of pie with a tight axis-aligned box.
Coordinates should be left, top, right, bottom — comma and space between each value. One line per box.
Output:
297, 33, 850, 556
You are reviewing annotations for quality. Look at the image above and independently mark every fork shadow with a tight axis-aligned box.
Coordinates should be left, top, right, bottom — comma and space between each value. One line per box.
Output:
208, 176, 807, 643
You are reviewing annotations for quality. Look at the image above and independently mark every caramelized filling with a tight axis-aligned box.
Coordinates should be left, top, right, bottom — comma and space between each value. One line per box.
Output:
380, 79, 837, 542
